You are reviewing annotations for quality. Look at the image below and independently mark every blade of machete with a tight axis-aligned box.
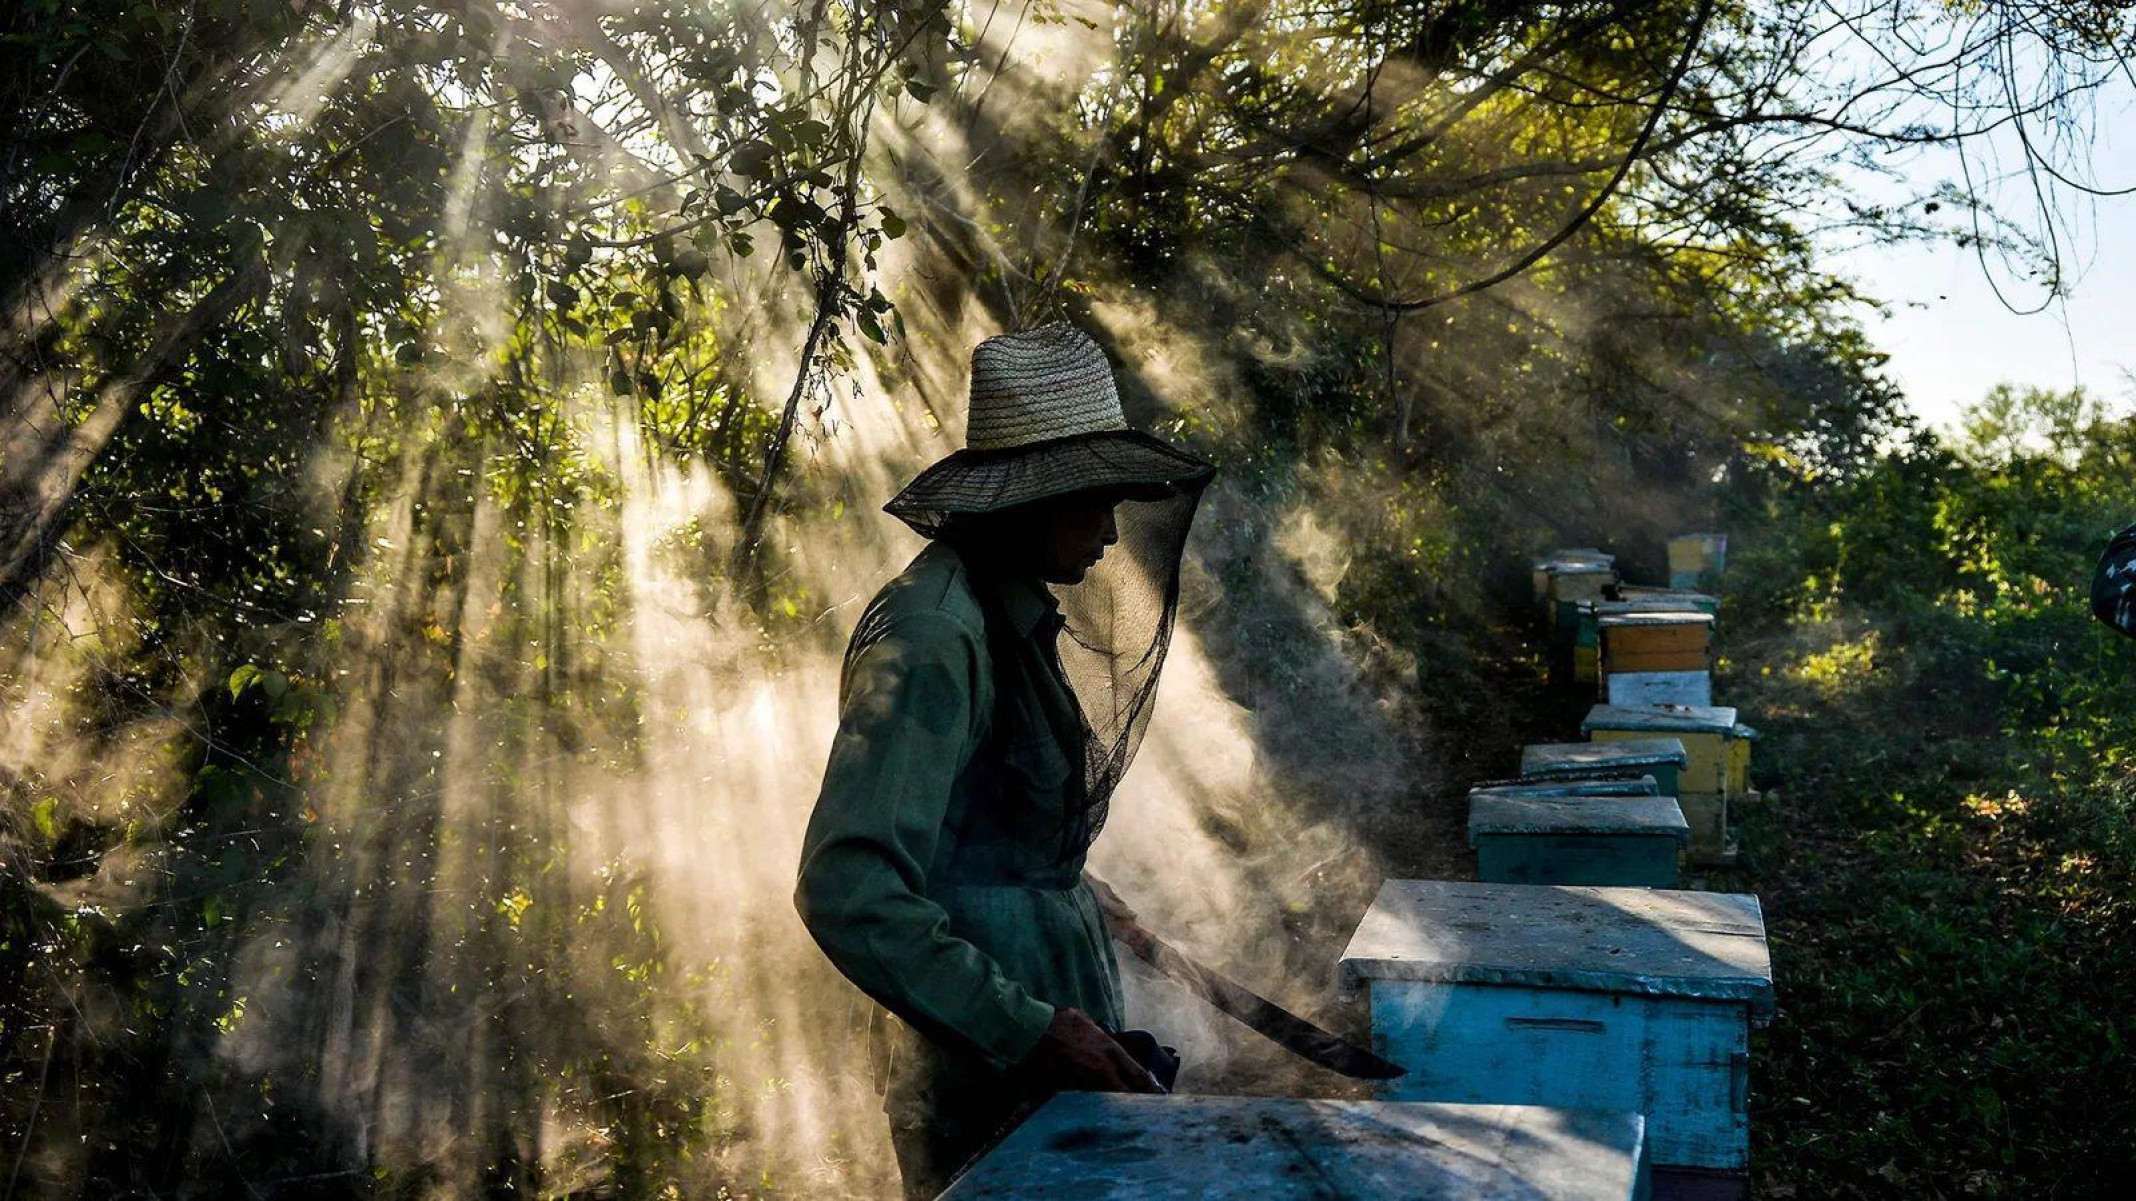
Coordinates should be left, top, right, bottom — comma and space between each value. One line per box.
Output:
1115, 921, 1406, 1081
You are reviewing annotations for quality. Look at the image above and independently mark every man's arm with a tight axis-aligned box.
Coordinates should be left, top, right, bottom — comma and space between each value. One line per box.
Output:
2092, 523, 2136, 638
793, 609, 1057, 1070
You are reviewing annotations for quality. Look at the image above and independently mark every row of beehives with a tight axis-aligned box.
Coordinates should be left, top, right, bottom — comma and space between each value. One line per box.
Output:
1333, 534, 1775, 1196
1529, 536, 1748, 861
936, 536, 1769, 1200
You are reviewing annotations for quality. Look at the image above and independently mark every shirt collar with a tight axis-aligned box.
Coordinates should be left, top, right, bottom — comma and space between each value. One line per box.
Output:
992, 573, 1062, 639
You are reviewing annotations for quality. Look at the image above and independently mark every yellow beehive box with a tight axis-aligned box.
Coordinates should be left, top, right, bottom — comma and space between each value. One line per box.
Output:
1667, 533, 1728, 590
1581, 704, 1753, 796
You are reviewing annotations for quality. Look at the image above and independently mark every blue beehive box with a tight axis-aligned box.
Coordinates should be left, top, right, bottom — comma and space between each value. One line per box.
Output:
1340, 879, 1774, 1180
938, 1092, 1653, 1200
1521, 739, 1689, 799
1469, 793, 1690, 888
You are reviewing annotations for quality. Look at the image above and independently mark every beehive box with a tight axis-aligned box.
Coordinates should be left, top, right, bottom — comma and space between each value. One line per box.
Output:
1469, 793, 1689, 887
1521, 738, 1688, 799
1532, 548, 1614, 608
1667, 533, 1727, 591
1470, 775, 1660, 801
1571, 597, 1720, 687
1581, 707, 1756, 862
1552, 599, 1603, 685
938, 1092, 1653, 1200
1581, 707, 1750, 796
1544, 560, 1618, 615
1598, 612, 1714, 675
1605, 670, 1712, 708
1340, 880, 1774, 1179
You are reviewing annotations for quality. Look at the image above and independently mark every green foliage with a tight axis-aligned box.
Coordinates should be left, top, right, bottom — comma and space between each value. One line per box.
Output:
1722, 390, 2136, 1197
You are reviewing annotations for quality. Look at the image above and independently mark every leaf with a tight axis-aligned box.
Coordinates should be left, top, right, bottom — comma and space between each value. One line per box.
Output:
545, 281, 577, 308
729, 140, 776, 179
228, 663, 262, 699
904, 77, 935, 102
880, 208, 906, 239
30, 797, 59, 842
713, 184, 748, 216
259, 669, 289, 699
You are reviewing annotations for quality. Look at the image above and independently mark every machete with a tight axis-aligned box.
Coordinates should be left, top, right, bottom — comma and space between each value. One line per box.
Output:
1086, 875, 1406, 1081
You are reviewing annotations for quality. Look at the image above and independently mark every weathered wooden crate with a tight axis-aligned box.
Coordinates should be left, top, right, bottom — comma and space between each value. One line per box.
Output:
1469, 793, 1689, 887
1582, 706, 1755, 862
1605, 670, 1713, 708
1340, 880, 1774, 1181
938, 1092, 1654, 1200
1598, 612, 1714, 675
1521, 738, 1689, 799
1666, 533, 1728, 591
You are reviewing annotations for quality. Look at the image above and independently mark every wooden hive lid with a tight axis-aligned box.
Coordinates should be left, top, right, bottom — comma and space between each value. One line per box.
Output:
1581, 703, 1746, 737
1534, 547, 1614, 568
938, 1093, 1651, 1200
1522, 738, 1689, 774
1470, 775, 1659, 800
1339, 879, 1775, 1020
1596, 610, 1715, 629
1467, 794, 1691, 842
1613, 585, 1720, 605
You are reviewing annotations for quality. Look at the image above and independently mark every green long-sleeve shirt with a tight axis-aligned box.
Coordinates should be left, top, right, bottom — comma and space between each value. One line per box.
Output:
794, 542, 1125, 1078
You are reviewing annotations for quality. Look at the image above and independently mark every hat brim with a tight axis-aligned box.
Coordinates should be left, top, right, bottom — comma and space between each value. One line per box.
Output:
884, 429, 1215, 538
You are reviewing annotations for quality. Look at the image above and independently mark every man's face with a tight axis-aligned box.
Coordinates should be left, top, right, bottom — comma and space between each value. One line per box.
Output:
1034, 493, 1121, 584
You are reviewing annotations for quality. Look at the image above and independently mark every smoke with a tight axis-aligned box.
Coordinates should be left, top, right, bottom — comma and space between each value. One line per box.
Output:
0, 3, 1766, 1196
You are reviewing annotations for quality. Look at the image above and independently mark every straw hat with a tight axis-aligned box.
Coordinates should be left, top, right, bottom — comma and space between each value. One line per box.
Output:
884, 321, 1215, 537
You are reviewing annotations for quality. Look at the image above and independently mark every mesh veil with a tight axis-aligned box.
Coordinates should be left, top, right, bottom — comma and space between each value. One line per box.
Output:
900, 438, 1214, 864
1045, 480, 1209, 859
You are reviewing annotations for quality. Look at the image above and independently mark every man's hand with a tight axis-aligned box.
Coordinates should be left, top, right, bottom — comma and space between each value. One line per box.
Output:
1020, 1006, 1167, 1094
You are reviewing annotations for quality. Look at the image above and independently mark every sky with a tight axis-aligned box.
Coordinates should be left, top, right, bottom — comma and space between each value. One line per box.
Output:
1828, 97, 2136, 433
